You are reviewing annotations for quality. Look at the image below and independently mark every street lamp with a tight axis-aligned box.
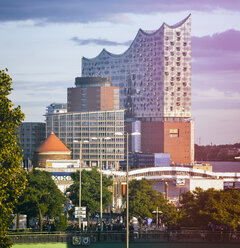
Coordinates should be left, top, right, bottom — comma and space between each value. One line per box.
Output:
91, 136, 111, 231
152, 207, 163, 228
73, 139, 89, 230
115, 131, 140, 248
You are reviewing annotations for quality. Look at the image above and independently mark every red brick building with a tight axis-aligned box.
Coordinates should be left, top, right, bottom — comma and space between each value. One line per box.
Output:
67, 76, 119, 112
130, 121, 194, 165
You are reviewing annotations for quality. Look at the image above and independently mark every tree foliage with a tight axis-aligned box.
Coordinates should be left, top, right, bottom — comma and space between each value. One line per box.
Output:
195, 144, 240, 161
15, 170, 66, 232
180, 188, 240, 230
0, 69, 27, 248
67, 168, 112, 215
129, 179, 179, 226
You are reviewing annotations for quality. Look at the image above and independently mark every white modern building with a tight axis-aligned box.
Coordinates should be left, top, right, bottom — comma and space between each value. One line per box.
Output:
81, 15, 194, 165
82, 15, 191, 120
45, 109, 125, 169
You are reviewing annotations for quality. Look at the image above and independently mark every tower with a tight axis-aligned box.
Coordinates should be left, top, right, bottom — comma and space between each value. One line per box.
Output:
81, 15, 194, 164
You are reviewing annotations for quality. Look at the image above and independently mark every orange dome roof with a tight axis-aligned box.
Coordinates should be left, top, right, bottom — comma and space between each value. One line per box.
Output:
36, 132, 71, 153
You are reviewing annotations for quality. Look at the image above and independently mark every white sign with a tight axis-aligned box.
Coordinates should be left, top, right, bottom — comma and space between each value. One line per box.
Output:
75, 215, 86, 218
74, 211, 86, 215
74, 206, 86, 218
75, 206, 86, 211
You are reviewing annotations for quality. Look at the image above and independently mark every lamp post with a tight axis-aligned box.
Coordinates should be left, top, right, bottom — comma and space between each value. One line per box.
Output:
115, 131, 140, 248
73, 139, 89, 230
92, 136, 111, 231
152, 207, 163, 228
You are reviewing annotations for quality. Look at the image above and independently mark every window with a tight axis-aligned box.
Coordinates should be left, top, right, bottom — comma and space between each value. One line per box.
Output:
170, 129, 179, 138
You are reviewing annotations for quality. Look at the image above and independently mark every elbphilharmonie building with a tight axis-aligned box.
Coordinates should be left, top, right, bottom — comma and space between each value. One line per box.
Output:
81, 15, 194, 164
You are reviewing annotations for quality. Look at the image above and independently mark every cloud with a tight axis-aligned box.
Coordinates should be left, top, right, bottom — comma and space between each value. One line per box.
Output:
192, 29, 240, 58
1, 0, 240, 23
192, 88, 240, 110
71, 37, 131, 47
191, 29, 240, 97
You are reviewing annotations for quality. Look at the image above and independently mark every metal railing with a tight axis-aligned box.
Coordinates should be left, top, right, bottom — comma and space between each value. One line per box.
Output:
8, 230, 240, 244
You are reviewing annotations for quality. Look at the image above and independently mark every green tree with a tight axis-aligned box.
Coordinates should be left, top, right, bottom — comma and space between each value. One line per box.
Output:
55, 214, 68, 231
15, 170, 66, 232
129, 179, 179, 229
67, 168, 112, 218
0, 69, 27, 248
180, 188, 240, 230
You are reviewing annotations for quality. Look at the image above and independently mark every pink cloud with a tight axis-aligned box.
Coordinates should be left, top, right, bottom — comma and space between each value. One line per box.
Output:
192, 29, 240, 57
191, 29, 240, 112
192, 29, 240, 74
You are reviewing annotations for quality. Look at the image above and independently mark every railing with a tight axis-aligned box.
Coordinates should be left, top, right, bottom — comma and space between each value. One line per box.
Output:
8, 230, 240, 244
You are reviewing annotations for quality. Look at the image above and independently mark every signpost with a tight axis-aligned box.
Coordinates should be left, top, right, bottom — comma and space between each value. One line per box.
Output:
74, 206, 86, 219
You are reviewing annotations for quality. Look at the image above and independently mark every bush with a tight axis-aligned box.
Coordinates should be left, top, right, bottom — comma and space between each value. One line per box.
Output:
55, 214, 68, 231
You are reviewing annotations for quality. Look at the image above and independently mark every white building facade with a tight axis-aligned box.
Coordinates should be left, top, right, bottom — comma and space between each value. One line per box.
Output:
45, 110, 125, 169
82, 15, 191, 120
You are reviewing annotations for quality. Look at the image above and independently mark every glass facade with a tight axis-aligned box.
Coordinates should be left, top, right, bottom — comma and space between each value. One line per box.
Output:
82, 15, 191, 120
45, 110, 125, 169
18, 122, 46, 164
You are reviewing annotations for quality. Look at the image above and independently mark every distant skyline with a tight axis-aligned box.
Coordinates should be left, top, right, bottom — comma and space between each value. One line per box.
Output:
0, 0, 240, 145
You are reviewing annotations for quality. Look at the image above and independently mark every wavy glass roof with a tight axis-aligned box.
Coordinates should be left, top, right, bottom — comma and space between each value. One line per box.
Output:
83, 14, 191, 60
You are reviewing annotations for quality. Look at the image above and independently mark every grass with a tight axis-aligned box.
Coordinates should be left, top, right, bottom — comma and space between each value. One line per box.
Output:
12, 242, 240, 248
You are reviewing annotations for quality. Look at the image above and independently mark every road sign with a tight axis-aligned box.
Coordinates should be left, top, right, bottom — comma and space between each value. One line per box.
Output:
75, 214, 86, 218
75, 206, 86, 211
74, 211, 86, 215
74, 206, 86, 218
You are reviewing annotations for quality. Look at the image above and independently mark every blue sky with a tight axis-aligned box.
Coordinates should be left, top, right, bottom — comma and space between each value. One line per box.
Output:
1, 0, 240, 145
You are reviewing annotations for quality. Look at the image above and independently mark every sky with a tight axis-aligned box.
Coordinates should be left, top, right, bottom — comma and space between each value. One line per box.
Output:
0, 0, 240, 146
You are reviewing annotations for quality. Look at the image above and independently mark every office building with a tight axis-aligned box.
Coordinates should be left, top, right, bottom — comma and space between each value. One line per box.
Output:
81, 15, 194, 164
67, 76, 119, 112
18, 122, 46, 166
45, 109, 125, 169
119, 152, 170, 169
46, 103, 67, 114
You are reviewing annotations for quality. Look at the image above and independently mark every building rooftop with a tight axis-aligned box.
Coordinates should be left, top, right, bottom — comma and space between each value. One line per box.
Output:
35, 132, 71, 153
75, 76, 111, 87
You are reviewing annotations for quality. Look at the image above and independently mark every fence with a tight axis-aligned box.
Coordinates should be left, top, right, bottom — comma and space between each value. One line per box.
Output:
8, 230, 240, 244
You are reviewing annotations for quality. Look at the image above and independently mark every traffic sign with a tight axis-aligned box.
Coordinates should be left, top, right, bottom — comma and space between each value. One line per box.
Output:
75, 206, 86, 211
74, 211, 86, 215
74, 206, 86, 218
75, 215, 86, 218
